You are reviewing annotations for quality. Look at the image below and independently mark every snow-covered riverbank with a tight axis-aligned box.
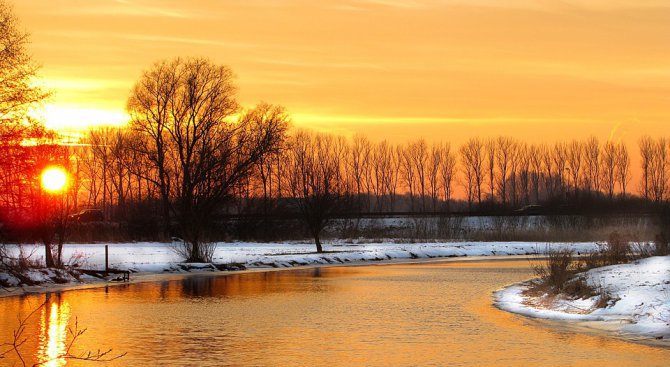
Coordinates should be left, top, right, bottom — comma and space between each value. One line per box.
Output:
1, 241, 600, 292
495, 256, 670, 342
6, 240, 601, 271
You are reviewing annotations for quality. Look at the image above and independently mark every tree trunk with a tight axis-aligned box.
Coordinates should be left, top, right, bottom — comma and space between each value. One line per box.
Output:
44, 242, 55, 268
315, 235, 323, 253
57, 242, 63, 268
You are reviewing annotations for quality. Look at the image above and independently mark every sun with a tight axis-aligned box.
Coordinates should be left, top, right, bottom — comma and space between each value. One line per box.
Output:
41, 167, 68, 193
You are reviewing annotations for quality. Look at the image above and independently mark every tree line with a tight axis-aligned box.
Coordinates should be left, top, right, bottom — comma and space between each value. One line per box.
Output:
3, 55, 669, 258
17, 119, 669, 247
67, 128, 668, 219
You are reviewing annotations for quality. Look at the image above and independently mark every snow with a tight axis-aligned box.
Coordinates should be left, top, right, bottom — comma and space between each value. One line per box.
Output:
0, 272, 20, 287
495, 256, 670, 340
2, 241, 600, 274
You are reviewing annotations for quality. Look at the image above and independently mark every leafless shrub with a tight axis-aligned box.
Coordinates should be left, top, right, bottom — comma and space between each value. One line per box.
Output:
532, 248, 577, 292
172, 239, 217, 263
65, 251, 88, 268
561, 276, 598, 299
0, 245, 41, 271
603, 231, 632, 264
592, 288, 617, 309
578, 231, 634, 270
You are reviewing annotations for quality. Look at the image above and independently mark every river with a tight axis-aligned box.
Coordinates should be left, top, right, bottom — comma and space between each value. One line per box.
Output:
1, 259, 668, 366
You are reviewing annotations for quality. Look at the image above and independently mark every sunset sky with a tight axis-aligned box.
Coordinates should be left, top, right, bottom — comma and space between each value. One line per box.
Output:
13, 0, 670, 145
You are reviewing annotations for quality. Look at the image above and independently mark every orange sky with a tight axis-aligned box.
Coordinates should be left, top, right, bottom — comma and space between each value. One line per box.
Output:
14, 0, 670, 146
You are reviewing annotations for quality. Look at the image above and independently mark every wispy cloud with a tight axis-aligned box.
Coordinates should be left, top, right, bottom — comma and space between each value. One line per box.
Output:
50, 0, 203, 18
253, 59, 390, 72
118, 34, 258, 49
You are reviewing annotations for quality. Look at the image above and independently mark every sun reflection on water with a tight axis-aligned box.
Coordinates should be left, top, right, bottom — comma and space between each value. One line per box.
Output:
38, 295, 71, 367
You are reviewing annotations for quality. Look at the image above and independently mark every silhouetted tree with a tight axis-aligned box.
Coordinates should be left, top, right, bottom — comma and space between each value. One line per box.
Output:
495, 137, 514, 206
584, 136, 600, 194
460, 138, 484, 209
601, 141, 617, 199
615, 142, 630, 198
287, 131, 344, 252
639, 136, 654, 200
438, 142, 456, 211
128, 58, 288, 261
566, 140, 583, 196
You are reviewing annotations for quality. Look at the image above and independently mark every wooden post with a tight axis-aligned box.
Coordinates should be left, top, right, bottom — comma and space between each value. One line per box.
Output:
105, 245, 109, 272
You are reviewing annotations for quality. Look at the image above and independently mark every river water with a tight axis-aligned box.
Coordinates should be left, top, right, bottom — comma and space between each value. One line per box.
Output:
1, 259, 668, 366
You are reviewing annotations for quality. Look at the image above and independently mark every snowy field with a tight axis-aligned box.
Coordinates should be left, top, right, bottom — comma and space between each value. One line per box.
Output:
495, 256, 670, 341
3, 241, 601, 274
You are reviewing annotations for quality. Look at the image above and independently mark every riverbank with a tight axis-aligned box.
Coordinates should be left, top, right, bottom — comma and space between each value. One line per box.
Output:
494, 255, 670, 344
1, 241, 600, 297
3, 258, 668, 366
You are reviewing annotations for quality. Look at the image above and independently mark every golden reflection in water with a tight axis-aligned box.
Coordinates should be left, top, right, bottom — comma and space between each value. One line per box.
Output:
37, 295, 71, 367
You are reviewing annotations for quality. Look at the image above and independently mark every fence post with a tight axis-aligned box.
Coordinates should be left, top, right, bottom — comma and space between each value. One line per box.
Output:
105, 245, 109, 272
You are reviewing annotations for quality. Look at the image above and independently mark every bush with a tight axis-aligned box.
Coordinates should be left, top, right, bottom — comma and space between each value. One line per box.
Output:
580, 231, 633, 270
0, 244, 42, 271
171, 239, 217, 263
602, 231, 631, 264
532, 248, 576, 292
654, 233, 669, 256
562, 276, 598, 299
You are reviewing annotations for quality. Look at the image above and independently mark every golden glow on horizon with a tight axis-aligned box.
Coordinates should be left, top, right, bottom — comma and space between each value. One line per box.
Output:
11, 0, 670, 142
41, 167, 68, 194
42, 105, 129, 131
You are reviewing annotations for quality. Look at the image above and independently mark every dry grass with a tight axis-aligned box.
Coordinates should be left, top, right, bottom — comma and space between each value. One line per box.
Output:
531, 248, 579, 293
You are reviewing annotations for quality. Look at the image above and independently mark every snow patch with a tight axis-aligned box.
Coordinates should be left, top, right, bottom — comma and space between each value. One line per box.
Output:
495, 256, 670, 340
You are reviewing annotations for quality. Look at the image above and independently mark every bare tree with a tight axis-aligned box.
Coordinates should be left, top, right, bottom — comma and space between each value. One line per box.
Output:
460, 138, 484, 208
518, 143, 531, 205
601, 141, 617, 199
0, 0, 49, 124
540, 144, 555, 198
649, 138, 668, 202
371, 140, 392, 211
287, 131, 344, 252
508, 142, 521, 206
485, 139, 496, 203
529, 144, 543, 203
350, 134, 370, 211
409, 139, 429, 211
639, 136, 654, 200
427, 143, 441, 211
389, 144, 403, 211
0, 0, 51, 243
584, 136, 600, 194
128, 58, 287, 262
615, 142, 630, 198
400, 143, 416, 210
438, 142, 456, 211
566, 140, 583, 195
552, 142, 568, 197
495, 137, 514, 206
253, 105, 289, 215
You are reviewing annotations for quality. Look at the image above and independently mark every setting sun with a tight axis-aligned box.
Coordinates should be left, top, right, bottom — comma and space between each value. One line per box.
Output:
40, 167, 68, 194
